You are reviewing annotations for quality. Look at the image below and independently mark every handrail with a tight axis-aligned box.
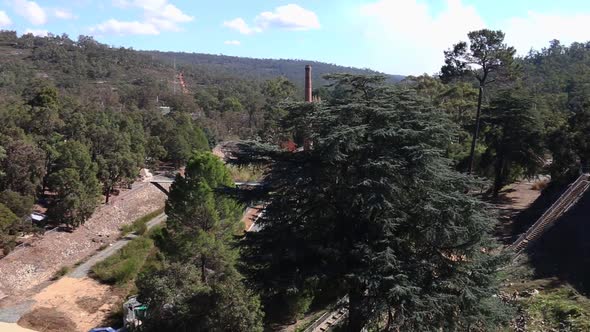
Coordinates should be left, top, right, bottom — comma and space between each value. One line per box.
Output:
511, 174, 590, 253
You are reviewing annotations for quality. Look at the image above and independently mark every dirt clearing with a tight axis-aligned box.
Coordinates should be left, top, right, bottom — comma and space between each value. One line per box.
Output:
0, 322, 38, 332
19, 276, 122, 332
19, 307, 77, 332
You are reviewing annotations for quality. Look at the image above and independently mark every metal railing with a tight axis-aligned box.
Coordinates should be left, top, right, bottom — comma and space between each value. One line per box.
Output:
511, 173, 590, 253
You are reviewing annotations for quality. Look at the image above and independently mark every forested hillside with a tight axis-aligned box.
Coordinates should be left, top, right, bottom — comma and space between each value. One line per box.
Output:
144, 51, 405, 87
0, 30, 400, 256
4, 26, 590, 331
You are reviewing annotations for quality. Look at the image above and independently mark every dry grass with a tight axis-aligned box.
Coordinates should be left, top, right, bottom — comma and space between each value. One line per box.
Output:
18, 307, 77, 332
228, 165, 265, 182
531, 179, 549, 191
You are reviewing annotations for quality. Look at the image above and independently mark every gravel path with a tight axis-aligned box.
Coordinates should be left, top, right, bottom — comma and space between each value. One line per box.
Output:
70, 213, 166, 279
0, 213, 167, 325
0, 183, 167, 298
0, 301, 35, 324
0, 182, 168, 327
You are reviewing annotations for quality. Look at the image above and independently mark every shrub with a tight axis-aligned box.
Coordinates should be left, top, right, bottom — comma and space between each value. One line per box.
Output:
91, 236, 154, 285
120, 208, 164, 236
52, 266, 71, 280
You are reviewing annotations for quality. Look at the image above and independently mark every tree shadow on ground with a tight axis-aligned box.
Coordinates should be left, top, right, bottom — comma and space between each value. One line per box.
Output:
512, 180, 590, 295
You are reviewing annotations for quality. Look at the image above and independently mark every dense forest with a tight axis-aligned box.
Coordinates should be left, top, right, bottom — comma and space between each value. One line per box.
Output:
136, 31, 590, 331
145, 51, 405, 88
2, 27, 590, 331
0, 30, 401, 256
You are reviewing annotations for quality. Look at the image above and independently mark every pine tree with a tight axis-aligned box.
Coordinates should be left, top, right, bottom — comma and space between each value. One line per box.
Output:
137, 152, 263, 332
235, 75, 511, 331
481, 88, 545, 197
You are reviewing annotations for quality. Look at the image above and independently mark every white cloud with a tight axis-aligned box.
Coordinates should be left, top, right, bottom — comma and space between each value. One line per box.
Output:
24, 28, 48, 37
358, 0, 485, 75
53, 9, 76, 20
224, 40, 241, 46
90, 19, 160, 35
94, 0, 193, 35
223, 18, 260, 35
358, 0, 590, 75
224, 4, 320, 35
504, 12, 590, 55
13, 0, 47, 25
0, 11, 12, 27
255, 4, 320, 31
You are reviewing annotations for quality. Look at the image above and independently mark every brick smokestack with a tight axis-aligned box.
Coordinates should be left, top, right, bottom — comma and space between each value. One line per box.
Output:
305, 65, 312, 102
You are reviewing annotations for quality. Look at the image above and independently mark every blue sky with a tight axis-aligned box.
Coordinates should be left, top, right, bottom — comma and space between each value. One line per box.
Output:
1, 0, 590, 75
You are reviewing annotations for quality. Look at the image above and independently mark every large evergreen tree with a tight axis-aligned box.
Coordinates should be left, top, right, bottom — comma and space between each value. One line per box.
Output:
137, 152, 263, 332
441, 29, 517, 174
234, 75, 510, 331
46, 141, 100, 227
480, 88, 545, 197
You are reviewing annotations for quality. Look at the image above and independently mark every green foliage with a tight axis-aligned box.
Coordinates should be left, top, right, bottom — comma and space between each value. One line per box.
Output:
481, 88, 545, 196
0, 190, 33, 218
259, 77, 297, 141
441, 29, 517, 85
137, 263, 264, 332
0, 202, 19, 255
52, 266, 71, 280
0, 139, 46, 196
91, 236, 154, 285
139, 151, 262, 331
525, 285, 590, 331
236, 74, 510, 331
45, 142, 100, 227
0, 34, 215, 210
161, 113, 209, 166
120, 208, 164, 236
147, 51, 403, 89
522, 40, 590, 181
227, 165, 264, 182
441, 29, 518, 174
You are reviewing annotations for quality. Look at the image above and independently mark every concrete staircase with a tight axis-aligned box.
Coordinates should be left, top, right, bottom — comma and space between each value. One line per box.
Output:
511, 173, 590, 253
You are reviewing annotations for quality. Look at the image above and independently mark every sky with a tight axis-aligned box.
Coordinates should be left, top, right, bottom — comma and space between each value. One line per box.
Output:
1, 0, 590, 75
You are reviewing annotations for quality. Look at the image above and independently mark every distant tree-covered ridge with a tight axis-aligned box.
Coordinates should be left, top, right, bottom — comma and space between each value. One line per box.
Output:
144, 51, 405, 88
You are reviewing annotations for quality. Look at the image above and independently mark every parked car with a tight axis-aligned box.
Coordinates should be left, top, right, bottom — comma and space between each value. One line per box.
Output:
89, 328, 118, 332
29, 212, 47, 225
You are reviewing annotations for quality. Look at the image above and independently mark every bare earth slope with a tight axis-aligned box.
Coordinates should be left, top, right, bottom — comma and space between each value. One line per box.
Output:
0, 183, 166, 301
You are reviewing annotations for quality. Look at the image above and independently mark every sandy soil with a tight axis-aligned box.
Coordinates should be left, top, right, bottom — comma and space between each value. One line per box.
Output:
493, 177, 546, 242
18, 277, 120, 332
242, 206, 263, 232
0, 183, 167, 299
0, 322, 38, 332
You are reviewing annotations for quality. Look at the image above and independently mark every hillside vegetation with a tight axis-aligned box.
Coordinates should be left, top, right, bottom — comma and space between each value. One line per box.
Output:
145, 51, 405, 88
3, 28, 590, 331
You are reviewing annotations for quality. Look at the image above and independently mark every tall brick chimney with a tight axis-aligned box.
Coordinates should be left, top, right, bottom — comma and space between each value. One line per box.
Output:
305, 65, 312, 102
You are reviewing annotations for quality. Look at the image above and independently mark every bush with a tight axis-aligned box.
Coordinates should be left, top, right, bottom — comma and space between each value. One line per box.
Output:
120, 208, 164, 236
227, 165, 264, 182
526, 285, 590, 331
52, 266, 71, 280
91, 236, 154, 284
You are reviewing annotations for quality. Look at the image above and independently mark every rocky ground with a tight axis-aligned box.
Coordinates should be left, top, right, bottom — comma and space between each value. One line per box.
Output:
0, 182, 166, 307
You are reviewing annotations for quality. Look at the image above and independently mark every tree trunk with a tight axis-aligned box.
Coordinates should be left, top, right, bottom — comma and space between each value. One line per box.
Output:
201, 255, 207, 284
467, 86, 484, 174
105, 186, 111, 204
348, 288, 368, 332
492, 153, 505, 198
